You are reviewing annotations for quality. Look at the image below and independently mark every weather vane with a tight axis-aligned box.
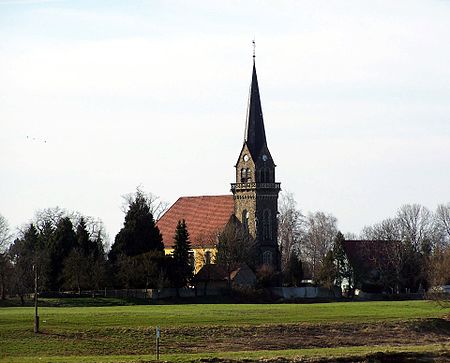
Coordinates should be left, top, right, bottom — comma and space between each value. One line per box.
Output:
252, 38, 256, 59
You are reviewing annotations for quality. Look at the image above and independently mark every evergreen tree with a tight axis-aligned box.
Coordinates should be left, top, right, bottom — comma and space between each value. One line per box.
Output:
109, 190, 163, 263
48, 217, 77, 290
63, 248, 85, 293
332, 231, 356, 296
284, 251, 304, 286
76, 217, 92, 257
63, 219, 108, 292
36, 219, 54, 291
316, 250, 337, 289
86, 230, 108, 290
135, 250, 168, 289
0, 253, 12, 300
88, 252, 108, 291
171, 220, 193, 288
9, 224, 41, 303
332, 232, 348, 285
23, 224, 40, 254
92, 229, 105, 260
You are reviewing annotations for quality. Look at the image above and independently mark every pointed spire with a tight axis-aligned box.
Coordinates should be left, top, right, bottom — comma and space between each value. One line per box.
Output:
245, 57, 267, 159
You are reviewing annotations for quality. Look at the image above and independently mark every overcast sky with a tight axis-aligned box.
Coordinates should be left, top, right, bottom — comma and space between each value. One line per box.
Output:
1, 0, 449, 242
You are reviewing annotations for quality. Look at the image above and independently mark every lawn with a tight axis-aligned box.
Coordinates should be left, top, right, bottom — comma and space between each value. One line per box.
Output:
0, 299, 449, 362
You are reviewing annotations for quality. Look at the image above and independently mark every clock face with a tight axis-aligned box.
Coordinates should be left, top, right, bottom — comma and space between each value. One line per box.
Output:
243, 154, 249, 162
262, 154, 268, 162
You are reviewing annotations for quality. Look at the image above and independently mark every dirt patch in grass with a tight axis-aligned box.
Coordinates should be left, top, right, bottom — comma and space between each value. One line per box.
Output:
157, 318, 450, 354
4, 318, 449, 358
198, 350, 450, 363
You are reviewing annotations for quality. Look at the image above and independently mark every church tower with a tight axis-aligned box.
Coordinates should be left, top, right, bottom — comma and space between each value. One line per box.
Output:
231, 56, 281, 269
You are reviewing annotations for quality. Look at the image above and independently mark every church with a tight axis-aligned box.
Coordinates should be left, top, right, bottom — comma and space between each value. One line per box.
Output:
157, 57, 281, 273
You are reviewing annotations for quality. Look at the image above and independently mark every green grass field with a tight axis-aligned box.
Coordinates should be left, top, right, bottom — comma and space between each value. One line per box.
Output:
1, 299, 449, 362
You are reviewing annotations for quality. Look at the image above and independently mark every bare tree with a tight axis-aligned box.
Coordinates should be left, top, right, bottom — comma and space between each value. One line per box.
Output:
358, 206, 439, 293
33, 207, 67, 233
427, 204, 450, 304
0, 214, 12, 253
216, 216, 257, 288
374, 240, 406, 294
356, 203, 450, 295
427, 246, 450, 305
71, 212, 109, 243
300, 211, 338, 281
360, 218, 400, 241
121, 186, 169, 221
0, 214, 13, 299
430, 247, 450, 284
31, 207, 110, 251
397, 204, 435, 251
344, 232, 358, 240
277, 191, 304, 273
435, 203, 450, 247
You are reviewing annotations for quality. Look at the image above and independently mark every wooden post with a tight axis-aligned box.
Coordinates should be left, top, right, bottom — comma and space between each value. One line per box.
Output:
33, 264, 39, 334
156, 326, 160, 361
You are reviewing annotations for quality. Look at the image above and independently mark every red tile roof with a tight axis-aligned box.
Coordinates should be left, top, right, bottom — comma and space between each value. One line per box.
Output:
157, 195, 234, 248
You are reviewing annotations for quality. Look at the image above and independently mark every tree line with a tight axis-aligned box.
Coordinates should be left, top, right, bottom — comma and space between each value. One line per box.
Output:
0, 208, 108, 301
1, 188, 449, 300
278, 192, 450, 295
0, 189, 193, 301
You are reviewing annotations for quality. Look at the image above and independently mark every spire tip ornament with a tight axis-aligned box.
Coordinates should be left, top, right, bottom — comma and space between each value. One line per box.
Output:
252, 38, 256, 59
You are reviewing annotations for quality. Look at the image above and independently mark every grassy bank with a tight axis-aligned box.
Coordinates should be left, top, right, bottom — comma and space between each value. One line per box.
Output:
1, 344, 449, 362
0, 300, 448, 362
1, 300, 446, 328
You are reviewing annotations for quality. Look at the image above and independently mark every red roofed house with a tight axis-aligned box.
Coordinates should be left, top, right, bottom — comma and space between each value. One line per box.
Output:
156, 55, 281, 273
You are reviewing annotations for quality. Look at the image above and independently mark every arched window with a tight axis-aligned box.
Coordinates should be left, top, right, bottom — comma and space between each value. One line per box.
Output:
263, 209, 271, 240
266, 169, 272, 182
241, 168, 252, 182
240, 168, 246, 182
263, 251, 273, 266
261, 168, 269, 182
242, 209, 249, 231
204, 251, 211, 265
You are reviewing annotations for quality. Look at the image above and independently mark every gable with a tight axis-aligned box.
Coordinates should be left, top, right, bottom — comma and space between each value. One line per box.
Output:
235, 142, 255, 168
157, 195, 234, 248
255, 143, 275, 168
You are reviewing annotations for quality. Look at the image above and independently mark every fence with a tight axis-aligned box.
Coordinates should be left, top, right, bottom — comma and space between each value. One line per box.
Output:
270, 286, 340, 299
40, 287, 223, 300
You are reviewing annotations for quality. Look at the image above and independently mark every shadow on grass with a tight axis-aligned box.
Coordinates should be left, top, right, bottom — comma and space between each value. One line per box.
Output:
198, 350, 450, 363
410, 317, 450, 335
0, 295, 242, 308
0, 297, 149, 308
